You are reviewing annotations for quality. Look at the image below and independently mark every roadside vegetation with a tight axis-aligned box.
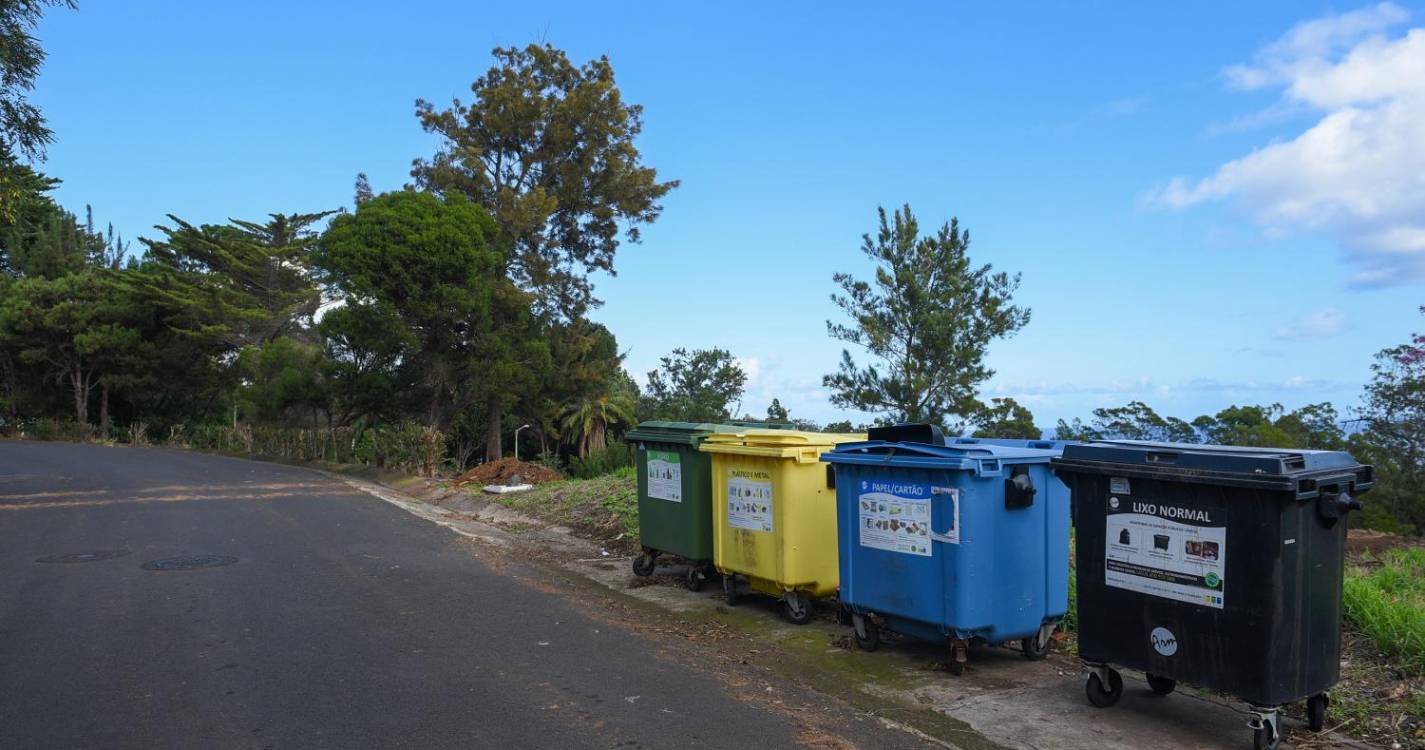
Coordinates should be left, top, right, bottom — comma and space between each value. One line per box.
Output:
1334, 546, 1425, 747
488, 466, 639, 550
1344, 547, 1425, 674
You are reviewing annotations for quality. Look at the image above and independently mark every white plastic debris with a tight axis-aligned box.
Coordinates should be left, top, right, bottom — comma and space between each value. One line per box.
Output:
483, 484, 534, 494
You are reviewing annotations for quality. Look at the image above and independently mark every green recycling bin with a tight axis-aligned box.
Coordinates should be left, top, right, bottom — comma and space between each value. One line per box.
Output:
627, 421, 728, 591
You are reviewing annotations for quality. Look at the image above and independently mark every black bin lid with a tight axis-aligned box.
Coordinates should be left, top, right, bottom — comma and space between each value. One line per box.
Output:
1052, 440, 1374, 496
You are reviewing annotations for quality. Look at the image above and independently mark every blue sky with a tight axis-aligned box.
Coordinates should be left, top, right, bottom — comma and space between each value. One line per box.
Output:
34, 1, 1422, 428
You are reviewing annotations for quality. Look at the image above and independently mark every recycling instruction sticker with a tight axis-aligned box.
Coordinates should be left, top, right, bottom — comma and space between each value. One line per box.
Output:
727, 468, 773, 532
1105, 496, 1226, 609
857, 480, 935, 556
646, 450, 681, 502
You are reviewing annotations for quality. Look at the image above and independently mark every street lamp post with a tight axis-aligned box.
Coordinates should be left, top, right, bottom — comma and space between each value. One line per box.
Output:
514, 424, 531, 461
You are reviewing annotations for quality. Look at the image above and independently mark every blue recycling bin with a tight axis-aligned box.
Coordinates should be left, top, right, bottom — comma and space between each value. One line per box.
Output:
823, 439, 1071, 674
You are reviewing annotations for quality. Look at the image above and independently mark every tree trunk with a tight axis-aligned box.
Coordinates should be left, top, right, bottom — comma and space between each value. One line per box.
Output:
71, 364, 88, 425
591, 421, 606, 454
484, 398, 503, 461
99, 382, 110, 438
0, 352, 17, 427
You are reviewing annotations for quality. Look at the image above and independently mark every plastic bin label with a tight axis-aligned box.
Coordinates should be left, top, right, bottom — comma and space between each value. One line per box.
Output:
1104, 496, 1226, 609
857, 481, 936, 556
646, 450, 682, 502
727, 469, 773, 532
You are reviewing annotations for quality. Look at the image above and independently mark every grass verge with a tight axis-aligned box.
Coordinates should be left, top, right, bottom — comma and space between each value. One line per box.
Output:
1344, 547, 1425, 675
482, 465, 638, 550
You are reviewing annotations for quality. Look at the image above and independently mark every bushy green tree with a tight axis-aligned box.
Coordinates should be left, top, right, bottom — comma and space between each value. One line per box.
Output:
236, 337, 330, 425
318, 191, 549, 449
640, 347, 746, 423
0, 0, 75, 220
318, 301, 413, 425
413, 43, 678, 317
1191, 403, 1345, 450
0, 271, 142, 426
766, 398, 789, 422
823, 419, 857, 433
1352, 314, 1425, 533
971, 397, 1041, 439
142, 211, 332, 347
825, 205, 1029, 429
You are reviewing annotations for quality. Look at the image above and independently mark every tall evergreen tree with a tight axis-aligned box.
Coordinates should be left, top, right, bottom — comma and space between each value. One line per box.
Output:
0, 1, 76, 220
824, 205, 1029, 428
318, 191, 549, 438
142, 211, 334, 347
412, 43, 678, 318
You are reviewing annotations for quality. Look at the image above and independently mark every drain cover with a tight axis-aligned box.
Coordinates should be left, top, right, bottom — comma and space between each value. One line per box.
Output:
36, 550, 131, 564
141, 555, 238, 571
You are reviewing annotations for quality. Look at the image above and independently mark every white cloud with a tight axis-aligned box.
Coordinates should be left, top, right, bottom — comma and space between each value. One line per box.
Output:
1274, 308, 1347, 339
1149, 3, 1425, 286
735, 356, 763, 386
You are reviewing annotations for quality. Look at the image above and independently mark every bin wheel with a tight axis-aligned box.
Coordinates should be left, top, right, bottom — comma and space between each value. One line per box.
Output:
947, 659, 965, 676
1085, 669, 1123, 708
1307, 693, 1329, 732
1253, 725, 1280, 750
1145, 673, 1176, 696
722, 574, 739, 606
852, 614, 880, 652
685, 566, 705, 592
632, 553, 656, 577
782, 591, 814, 625
1021, 631, 1050, 661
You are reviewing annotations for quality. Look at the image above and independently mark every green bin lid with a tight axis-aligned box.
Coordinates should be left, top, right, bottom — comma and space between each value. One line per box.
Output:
626, 421, 729, 447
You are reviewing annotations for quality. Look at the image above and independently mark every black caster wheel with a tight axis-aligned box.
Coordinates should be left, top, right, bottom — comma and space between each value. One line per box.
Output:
1307, 692, 1329, 732
1146, 673, 1176, 696
1021, 630, 1050, 661
1085, 669, 1123, 708
631, 552, 656, 577
722, 574, 739, 606
782, 591, 813, 625
1253, 726, 1280, 750
852, 614, 880, 652
685, 566, 705, 592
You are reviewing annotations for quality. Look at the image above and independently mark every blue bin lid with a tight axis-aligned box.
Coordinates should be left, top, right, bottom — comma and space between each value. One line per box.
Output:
1052, 440, 1374, 494
823, 439, 1061, 475
950, 437, 1073, 452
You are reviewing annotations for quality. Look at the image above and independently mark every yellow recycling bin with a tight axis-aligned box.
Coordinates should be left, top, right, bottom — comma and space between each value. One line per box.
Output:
700, 428, 866, 624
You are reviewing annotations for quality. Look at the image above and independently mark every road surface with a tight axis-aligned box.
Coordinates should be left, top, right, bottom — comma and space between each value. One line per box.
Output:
0, 441, 929, 749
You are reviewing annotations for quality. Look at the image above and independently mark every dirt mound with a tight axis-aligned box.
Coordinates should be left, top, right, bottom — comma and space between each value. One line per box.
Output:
1347, 528, 1424, 557
453, 458, 562, 487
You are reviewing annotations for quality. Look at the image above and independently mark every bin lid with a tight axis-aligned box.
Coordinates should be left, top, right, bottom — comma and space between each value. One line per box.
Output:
625, 421, 727, 447
698, 429, 866, 462
1052, 440, 1374, 494
951, 437, 1074, 452
822, 439, 1062, 474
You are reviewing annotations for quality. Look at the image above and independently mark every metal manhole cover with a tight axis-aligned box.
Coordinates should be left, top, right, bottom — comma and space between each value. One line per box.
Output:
36, 550, 132, 564
141, 555, 238, 571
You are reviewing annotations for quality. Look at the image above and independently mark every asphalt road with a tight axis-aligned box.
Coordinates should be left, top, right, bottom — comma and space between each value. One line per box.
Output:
0, 441, 924, 750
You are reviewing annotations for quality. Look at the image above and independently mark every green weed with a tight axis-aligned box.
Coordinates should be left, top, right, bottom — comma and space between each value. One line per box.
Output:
1343, 547, 1425, 675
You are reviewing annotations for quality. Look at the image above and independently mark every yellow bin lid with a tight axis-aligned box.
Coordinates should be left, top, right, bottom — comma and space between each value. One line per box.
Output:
698, 429, 866, 463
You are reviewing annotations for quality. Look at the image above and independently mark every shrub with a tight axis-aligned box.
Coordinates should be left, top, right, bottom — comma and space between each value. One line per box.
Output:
164, 421, 445, 476
24, 418, 94, 443
567, 440, 633, 480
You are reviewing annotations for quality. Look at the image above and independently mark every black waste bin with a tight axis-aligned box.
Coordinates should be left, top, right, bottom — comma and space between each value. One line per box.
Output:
1052, 441, 1373, 750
